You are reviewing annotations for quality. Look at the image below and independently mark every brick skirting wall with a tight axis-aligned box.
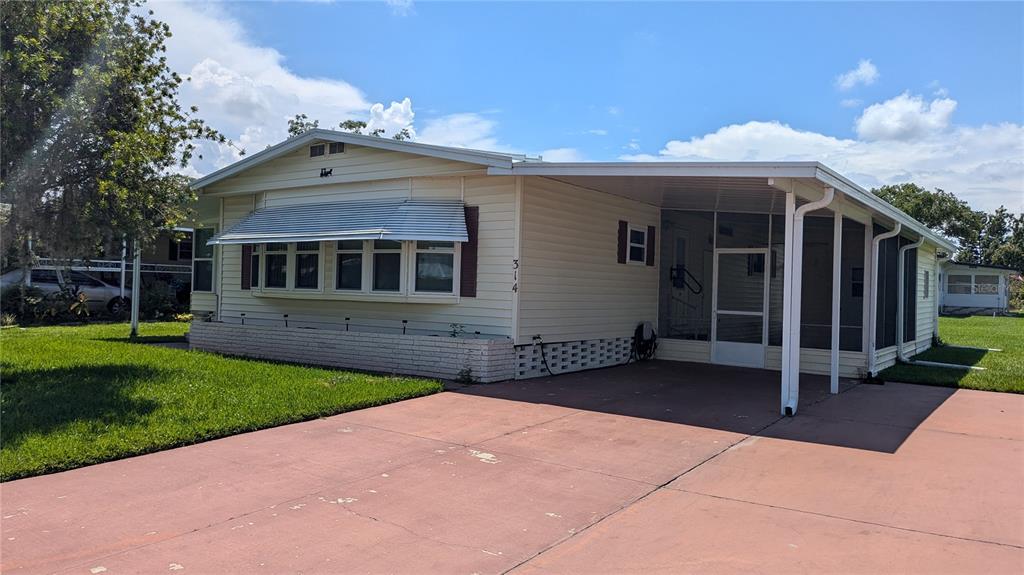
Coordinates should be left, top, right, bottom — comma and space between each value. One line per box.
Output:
189, 321, 515, 383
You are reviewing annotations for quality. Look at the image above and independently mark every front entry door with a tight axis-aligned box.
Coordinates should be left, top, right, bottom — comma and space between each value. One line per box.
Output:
712, 250, 768, 368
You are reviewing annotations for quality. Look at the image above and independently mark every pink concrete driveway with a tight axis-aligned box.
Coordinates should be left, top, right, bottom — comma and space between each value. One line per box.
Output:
2, 362, 1022, 574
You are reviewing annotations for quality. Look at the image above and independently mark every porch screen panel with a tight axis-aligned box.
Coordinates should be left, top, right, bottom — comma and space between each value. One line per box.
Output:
799, 216, 834, 350
768, 215, 785, 346
659, 210, 714, 341
874, 225, 900, 349
716, 213, 769, 249
840, 218, 866, 351
715, 252, 765, 344
902, 247, 918, 343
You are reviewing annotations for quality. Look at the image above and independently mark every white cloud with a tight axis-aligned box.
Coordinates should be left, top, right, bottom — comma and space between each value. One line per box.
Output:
622, 115, 1023, 212
607, 106, 622, 116
625, 138, 641, 151
417, 113, 519, 153
540, 148, 586, 162
385, 0, 414, 16
855, 92, 957, 141
366, 97, 416, 139
835, 59, 879, 91
840, 98, 862, 108
587, 129, 608, 136
151, 2, 370, 168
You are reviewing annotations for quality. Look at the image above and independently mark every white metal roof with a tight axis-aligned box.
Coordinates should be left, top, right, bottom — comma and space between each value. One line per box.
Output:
486, 161, 957, 253
191, 129, 527, 190
207, 199, 469, 245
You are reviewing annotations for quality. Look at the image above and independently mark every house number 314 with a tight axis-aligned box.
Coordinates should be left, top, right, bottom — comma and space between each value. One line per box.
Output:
512, 259, 519, 293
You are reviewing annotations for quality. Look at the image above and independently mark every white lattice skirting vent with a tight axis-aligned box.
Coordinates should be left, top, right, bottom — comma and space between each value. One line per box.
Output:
515, 336, 633, 379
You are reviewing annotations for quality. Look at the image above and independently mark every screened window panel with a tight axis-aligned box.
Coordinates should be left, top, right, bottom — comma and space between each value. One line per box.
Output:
373, 253, 401, 291
295, 253, 319, 289
974, 275, 999, 294
336, 253, 362, 290
193, 260, 213, 292
265, 254, 287, 288
415, 253, 454, 292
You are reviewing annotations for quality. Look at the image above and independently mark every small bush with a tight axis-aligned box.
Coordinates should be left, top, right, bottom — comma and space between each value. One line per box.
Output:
0, 284, 46, 323
1, 313, 17, 327
140, 280, 179, 319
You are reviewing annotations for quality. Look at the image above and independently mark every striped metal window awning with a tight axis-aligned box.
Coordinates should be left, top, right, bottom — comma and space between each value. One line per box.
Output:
207, 200, 469, 245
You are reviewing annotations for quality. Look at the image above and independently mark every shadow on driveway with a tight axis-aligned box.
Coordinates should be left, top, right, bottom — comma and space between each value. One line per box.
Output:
455, 360, 956, 453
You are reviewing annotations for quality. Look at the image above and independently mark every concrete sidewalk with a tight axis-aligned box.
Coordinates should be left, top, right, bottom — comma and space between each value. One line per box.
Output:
2, 362, 1022, 574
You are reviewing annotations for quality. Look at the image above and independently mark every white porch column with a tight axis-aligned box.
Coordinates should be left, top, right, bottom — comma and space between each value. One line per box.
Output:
129, 242, 141, 338
781, 187, 835, 415
780, 192, 797, 415
830, 210, 843, 394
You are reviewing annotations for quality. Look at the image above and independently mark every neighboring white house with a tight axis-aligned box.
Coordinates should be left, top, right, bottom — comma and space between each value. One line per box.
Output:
187, 129, 957, 415
940, 262, 1018, 315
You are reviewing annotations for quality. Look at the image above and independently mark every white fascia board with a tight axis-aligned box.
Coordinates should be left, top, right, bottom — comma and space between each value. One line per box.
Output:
487, 162, 822, 179
814, 164, 958, 254
191, 129, 518, 191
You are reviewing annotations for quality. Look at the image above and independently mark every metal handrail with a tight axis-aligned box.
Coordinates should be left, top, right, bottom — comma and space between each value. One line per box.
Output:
35, 258, 191, 275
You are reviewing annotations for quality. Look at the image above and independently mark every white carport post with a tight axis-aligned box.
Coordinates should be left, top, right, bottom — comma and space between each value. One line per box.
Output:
866, 223, 902, 376
129, 242, 141, 338
830, 209, 843, 394
781, 186, 835, 416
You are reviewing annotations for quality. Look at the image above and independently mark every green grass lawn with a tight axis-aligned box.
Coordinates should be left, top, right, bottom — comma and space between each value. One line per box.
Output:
0, 322, 443, 480
880, 314, 1023, 394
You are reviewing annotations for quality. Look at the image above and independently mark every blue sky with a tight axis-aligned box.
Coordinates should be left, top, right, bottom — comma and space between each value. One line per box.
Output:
154, 1, 1023, 211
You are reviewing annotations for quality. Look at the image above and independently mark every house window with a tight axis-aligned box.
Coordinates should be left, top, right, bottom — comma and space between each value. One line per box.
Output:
309, 144, 325, 157
335, 240, 363, 291
294, 241, 320, 289
250, 245, 260, 289
923, 270, 930, 299
264, 242, 288, 288
192, 228, 215, 292
372, 240, 402, 292
974, 275, 999, 294
947, 274, 972, 294
328, 142, 345, 154
414, 241, 455, 293
628, 227, 647, 263
178, 237, 193, 260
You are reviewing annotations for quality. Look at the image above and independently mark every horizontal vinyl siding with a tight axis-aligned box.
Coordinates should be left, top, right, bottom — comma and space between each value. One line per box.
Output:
211, 176, 515, 337
658, 340, 710, 363
518, 176, 660, 342
910, 245, 937, 356
204, 144, 485, 196
765, 347, 867, 378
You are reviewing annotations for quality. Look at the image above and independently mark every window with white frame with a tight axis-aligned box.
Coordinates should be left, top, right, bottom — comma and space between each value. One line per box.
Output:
372, 240, 403, 292
335, 240, 363, 291
947, 274, 972, 294
414, 241, 455, 293
294, 241, 320, 289
192, 228, 215, 292
628, 227, 647, 263
255, 239, 460, 297
974, 275, 999, 294
264, 242, 288, 288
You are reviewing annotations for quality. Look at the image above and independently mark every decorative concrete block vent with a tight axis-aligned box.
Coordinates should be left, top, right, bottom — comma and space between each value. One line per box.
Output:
189, 322, 515, 383
515, 336, 633, 379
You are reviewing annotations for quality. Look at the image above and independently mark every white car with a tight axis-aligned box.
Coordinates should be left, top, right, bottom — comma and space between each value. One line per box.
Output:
0, 268, 127, 313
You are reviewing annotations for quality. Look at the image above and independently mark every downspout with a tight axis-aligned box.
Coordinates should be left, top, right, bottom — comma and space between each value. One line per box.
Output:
866, 223, 901, 376
896, 236, 924, 362
781, 186, 835, 416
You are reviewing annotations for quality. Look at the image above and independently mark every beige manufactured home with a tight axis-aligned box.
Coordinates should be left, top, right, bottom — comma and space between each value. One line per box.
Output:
188, 129, 956, 415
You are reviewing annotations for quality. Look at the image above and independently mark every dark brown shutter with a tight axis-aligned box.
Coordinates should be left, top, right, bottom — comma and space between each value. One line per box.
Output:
241, 244, 252, 290
167, 238, 178, 261
617, 220, 628, 263
460, 206, 479, 297
646, 225, 656, 266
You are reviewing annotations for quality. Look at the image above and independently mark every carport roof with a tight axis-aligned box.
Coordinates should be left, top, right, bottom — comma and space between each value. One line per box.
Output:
487, 161, 958, 254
